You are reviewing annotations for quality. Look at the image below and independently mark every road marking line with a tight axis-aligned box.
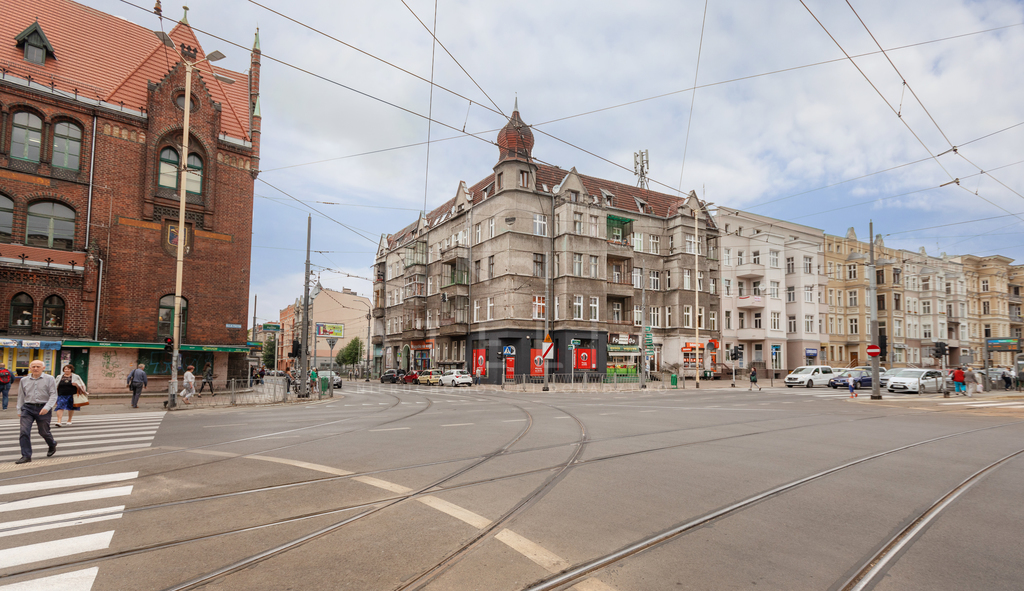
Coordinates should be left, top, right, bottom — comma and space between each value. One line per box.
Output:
598, 413, 617, 416
353, 476, 411, 493
496, 529, 570, 572
185, 449, 239, 457
369, 427, 410, 432
0, 486, 132, 514
0, 506, 125, 538
0, 472, 137, 496
0, 566, 98, 590
503, 419, 527, 422
14, 429, 157, 442
417, 496, 490, 528
202, 424, 248, 428
0, 530, 114, 569
248, 456, 354, 476
554, 416, 572, 419
639, 410, 657, 413
0, 436, 154, 454
441, 423, 474, 427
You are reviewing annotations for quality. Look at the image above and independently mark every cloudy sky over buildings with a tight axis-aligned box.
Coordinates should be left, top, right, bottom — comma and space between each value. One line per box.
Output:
84, 0, 1024, 326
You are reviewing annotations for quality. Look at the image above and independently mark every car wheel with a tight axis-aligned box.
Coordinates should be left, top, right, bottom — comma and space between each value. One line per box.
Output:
786, 385, 793, 388
831, 384, 836, 389
806, 380, 813, 388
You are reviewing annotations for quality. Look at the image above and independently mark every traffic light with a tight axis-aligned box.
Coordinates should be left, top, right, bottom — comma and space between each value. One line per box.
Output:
163, 337, 173, 352
730, 346, 740, 361
496, 351, 504, 361
289, 339, 300, 358
934, 341, 948, 358
879, 334, 888, 360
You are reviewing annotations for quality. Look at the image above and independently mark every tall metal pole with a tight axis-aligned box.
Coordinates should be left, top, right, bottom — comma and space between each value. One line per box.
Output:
299, 215, 311, 400
640, 267, 647, 389
328, 339, 336, 398
365, 310, 371, 381
694, 207, 701, 389
544, 193, 554, 391
168, 59, 194, 410
869, 220, 882, 399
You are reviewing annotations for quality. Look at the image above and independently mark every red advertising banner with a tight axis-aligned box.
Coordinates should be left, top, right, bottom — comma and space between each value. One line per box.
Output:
473, 349, 487, 377
505, 356, 515, 380
531, 349, 544, 376
574, 348, 597, 370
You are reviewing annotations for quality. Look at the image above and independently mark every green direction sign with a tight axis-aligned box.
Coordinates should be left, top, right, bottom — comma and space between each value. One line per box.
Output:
262, 323, 282, 332
571, 339, 581, 346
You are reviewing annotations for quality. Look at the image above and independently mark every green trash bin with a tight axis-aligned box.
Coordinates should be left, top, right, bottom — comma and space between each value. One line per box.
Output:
320, 376, 330, 392
671, 374, 678, 388
703, 370, 713, 380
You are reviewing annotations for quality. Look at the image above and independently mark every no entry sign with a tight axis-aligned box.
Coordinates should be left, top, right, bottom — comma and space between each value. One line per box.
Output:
867, 344, 880, 357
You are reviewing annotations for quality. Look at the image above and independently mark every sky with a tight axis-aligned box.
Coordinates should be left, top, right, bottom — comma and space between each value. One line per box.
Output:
83, 0, 1024, 329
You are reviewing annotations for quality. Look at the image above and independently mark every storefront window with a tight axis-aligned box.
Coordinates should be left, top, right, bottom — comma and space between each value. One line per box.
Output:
43, 295, 65, 329
10, 293, 33, 328
157, 294, 188, 340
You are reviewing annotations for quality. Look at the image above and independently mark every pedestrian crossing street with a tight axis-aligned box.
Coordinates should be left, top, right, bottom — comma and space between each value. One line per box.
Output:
0, 412, 166, 463
0, 471, 140, 590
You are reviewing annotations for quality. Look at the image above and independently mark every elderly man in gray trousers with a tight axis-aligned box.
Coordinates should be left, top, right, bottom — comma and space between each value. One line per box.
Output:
16, 360, 58, 464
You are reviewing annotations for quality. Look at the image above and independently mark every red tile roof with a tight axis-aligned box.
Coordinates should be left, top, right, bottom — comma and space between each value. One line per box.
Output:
0, 0, 252, 140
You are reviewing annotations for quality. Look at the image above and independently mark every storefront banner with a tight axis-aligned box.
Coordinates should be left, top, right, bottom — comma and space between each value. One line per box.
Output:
505, 356, 515, 380
609, 333, 638, 346
410, 340, 434, 351
1, 339, 62, 350
0, 339, 19, 347
531, 349, 544, 376
574, 348, 597, 370
473, 348, 487, 377
607, 344, 640, 354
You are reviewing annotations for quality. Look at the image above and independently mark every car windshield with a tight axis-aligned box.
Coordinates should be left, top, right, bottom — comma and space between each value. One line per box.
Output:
839, 371, 859, 377
896, 369, 926, 377
791, 367, 814, 375
883, 368, 901, 376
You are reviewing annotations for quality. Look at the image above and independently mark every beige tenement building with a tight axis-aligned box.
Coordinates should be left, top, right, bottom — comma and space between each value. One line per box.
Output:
372, 105, 721, 383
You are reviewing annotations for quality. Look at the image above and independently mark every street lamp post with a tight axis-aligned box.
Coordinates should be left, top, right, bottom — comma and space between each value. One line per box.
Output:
155, 33, 225, 409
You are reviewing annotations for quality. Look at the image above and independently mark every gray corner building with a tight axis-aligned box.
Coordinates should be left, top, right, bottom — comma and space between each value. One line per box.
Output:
373, 105, 720, 384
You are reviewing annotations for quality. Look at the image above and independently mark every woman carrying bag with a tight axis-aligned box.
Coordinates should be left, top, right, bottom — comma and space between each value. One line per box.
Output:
55, 364, 88, 427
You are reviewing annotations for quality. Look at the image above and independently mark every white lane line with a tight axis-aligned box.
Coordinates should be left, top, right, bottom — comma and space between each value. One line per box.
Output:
0, 422, 164, 435
248, 456, 354, 476
0, 567, 99, 590
0, 444, 154, 463
496, 529, 570, 572
554, 416, 572, 419
639, 410, 658, 413
502, 419, 527, 422
0, 472, 138, 496
0, 505, 125, 538
0, 436, 154, 453
441, 423, 474, 427
368, 428, 410, 432
0, 530, 114, 569
202, 424, 248, 428
352, 476, 411, 493
598, 413, 617, 416
0, 486, 133, 514
965, 402, 1024, 408
418, 496, 490, 529
17, 429, 157, 443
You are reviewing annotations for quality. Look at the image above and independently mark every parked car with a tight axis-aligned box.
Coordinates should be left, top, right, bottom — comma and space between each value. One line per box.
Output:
417, 369, 442, 386
784, 365, 836, 388
380, 369, 400, 384
887, 368, 949, 394
828, 369, 871, 389
402, 370, 420, 384
320, 371, 343, 388
440, 369, 473, 387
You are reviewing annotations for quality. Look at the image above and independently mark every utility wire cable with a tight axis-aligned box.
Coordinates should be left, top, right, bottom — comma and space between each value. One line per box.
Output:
421, 0, 439, 217
678, 0, 710, 192
257, 177, 378, 244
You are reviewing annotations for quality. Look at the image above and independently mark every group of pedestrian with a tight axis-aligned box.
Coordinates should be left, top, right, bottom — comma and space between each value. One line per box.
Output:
15, 360, 89, 464
996, 366, 1018, 391
951, 366, 981, 396
249, 365, 268, 386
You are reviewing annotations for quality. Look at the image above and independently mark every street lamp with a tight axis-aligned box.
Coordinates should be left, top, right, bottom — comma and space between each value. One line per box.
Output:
155, 31, 225, 408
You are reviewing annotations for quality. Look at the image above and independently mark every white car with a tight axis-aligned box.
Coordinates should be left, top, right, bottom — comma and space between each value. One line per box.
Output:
887, 369, 948, 394
440, 369, 473, 387
784, 365, 836, 388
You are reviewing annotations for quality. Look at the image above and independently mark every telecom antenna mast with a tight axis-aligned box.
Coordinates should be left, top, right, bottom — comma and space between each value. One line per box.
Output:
634, 150, 650, 190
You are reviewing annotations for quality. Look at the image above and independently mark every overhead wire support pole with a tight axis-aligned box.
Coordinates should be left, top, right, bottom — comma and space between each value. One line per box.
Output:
299, 215, 311, 401
694, 205, 701, 389
869, 220, 882, 400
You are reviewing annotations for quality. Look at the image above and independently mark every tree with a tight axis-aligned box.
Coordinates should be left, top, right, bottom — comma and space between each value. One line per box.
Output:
338, 337, 363, 369
262, 334, 276, 367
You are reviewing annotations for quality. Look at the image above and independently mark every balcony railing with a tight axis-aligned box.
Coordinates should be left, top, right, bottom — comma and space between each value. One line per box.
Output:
441, 271, 469, 288
440, 310, 469, 325
404, 282, 426, 297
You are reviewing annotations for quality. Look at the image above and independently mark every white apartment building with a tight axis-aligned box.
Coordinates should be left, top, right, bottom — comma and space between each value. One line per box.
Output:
716, 208, 828, 374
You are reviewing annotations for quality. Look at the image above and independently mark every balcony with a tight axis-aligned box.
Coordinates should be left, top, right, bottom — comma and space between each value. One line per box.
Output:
607, 276, 636, 297
439, 244, 469, 263
735, 295, 765, 309
372, 307, 385, 319
403, 327, 426, 341
735, 328, 765, 341
439, 311, 469, 336
404, 280, 426, 298
1011, 314, 1023, 324
371, 335, 383, 345
735, 263, 765, 279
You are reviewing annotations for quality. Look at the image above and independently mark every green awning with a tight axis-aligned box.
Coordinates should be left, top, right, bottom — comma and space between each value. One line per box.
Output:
180, 345, 249, 353
62, 340, 163, 349
606, 214, 634, 223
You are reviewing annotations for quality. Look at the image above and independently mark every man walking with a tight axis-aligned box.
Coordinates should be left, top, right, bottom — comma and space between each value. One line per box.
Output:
1002, 367, 1013, 391
963, 367, 977, 397
126, 364, 148, 408
15, 360, 57, 464
0, 362, 12, 411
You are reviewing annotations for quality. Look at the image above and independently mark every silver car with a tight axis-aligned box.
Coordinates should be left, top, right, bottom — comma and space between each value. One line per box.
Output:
887, 369, 948, 394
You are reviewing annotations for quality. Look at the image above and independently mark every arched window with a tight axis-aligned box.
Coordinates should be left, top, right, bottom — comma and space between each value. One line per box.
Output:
43, 295, 65, 330
10, 293, 33, 328
52, 122, 83, 170
26, 201, 75, 250
158, 295, 188, 340
11, 112, 42, 162
186, 153, 203, 194
0, 195, 12, 244
158, 147, 179, 189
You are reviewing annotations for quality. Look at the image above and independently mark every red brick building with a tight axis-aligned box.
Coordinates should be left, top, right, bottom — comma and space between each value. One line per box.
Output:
0, 0, 259, 391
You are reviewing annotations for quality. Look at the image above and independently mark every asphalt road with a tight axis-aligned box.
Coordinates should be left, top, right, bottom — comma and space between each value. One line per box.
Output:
0, 382, 1021, 591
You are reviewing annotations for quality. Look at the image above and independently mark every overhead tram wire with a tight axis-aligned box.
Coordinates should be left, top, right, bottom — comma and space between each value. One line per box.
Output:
257, 177, 378, 244
420, 0, 440, 218
678, 0, 710, 192
798, 0, 1024, 227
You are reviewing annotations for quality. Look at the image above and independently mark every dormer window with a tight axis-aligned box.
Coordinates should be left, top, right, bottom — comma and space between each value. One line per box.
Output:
569, 190, 579, 203
16, 22, 56, 66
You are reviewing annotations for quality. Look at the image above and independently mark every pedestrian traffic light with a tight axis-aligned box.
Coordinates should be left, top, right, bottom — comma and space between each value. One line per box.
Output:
496, 351, 504, 360
163, 337, 173, 352
878, 334, 888, 360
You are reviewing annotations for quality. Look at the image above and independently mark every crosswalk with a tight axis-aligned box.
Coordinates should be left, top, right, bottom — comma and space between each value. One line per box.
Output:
0, 471, 139, 589
0, 412, 166, 462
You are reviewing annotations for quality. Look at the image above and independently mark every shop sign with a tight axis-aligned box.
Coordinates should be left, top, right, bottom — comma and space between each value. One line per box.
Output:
411, 340, 434, 351
609, 333, 638, 346
0, 339, 62, 350
805, 348, 818, 357
607, 344, 640, 354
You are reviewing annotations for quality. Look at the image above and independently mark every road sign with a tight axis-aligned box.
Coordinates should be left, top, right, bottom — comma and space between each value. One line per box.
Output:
707, 339, 719, 350
543, 334, 552, 344
867, 344, 880, 357
327, 338, 338, 348
571, 339, 581, 346
261, 323, 281, 332
542, 342, 555, 360
986, 338, 1021, 352
502, 345, 516, 357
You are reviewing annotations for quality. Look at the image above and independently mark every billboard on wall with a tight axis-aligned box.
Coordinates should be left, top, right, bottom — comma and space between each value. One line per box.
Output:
315, 323, 344, 338
473, 349, 487, 377
531, 349, 544, 376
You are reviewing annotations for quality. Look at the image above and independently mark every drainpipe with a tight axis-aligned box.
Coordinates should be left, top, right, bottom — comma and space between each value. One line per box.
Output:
93, 258, 104, 340
85, 113, 97, 248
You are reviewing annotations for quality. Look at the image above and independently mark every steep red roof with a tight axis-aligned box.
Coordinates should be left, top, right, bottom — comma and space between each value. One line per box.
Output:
0, 0, 252, 140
